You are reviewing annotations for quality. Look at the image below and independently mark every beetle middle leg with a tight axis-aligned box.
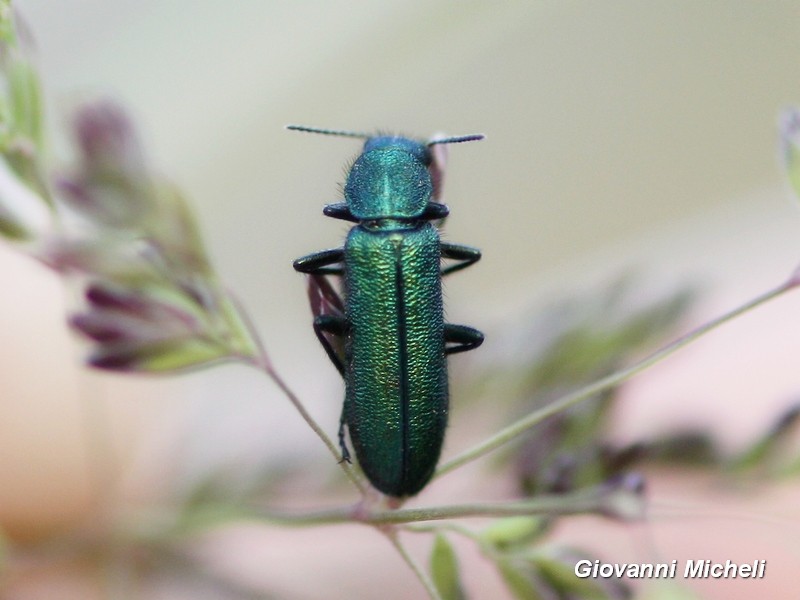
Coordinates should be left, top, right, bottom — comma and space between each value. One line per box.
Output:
295, 249, 347, 372
440, 242, 481, 276
444, 323, 484, 355
313, 314, 347, 376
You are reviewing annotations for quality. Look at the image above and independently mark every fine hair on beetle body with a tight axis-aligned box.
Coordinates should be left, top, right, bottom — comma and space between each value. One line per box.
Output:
290, 125, 484, 497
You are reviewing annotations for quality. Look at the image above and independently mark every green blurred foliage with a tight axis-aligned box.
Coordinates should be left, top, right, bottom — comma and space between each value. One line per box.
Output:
430, 534, 467, 600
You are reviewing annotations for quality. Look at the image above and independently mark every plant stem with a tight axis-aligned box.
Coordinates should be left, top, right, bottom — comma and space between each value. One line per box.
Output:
231, 292, 366, 494
436, 278, 798, 479
256, 356, 365, 493
183, 484, 634, 530
384, 530, 443, 600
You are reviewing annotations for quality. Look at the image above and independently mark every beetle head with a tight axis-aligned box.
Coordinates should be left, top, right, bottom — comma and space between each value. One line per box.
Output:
345, 137, 433, 221
286, 126, 483, 222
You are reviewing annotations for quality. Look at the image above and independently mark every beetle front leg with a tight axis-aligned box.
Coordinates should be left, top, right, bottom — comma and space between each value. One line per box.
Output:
440, 243, 481, 276
322, 202, 358, 223
294, 247, 345, 276
444, 323, 484, 355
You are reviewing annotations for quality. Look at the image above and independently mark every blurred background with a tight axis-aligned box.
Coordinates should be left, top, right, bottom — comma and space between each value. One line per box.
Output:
2, 1, 800, 598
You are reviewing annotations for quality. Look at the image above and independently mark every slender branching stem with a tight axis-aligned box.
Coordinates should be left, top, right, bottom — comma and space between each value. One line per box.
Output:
231, 293, 366, 493
384, 529, 443, 600
223, 269, 798, 540
254, 357, 365, 493
183, 484, 630, 531
436, 277, 799, 479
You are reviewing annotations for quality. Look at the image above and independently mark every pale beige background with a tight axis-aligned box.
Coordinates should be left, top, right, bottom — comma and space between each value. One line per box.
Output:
3, 2, 800, 599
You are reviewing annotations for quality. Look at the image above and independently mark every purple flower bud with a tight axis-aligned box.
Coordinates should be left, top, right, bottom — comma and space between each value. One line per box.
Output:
70, 312, 131, 343
73, 100, 142, 173
55, 175, 95, 210
85, 281, 151, 314
85, 280, 206, 330
87, 338, 229, 373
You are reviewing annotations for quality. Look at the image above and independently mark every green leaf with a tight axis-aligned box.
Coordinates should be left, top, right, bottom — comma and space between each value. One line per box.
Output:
481, 517, 547, 551
503, 279, 695, 495
8, 60, 43, 150
0, 9, 53, 216
643, 430, 719, 466
520, 280, 694, 394
0, 153, 51, 240
535, 554, 621, 599
640, 582, 701, 600
0, 1, 14, 45
0, 209, 29, 238
729, 403, 800, 476
494, 546, 631, 600
430, 534, 466, 600
496, 558, 545, 600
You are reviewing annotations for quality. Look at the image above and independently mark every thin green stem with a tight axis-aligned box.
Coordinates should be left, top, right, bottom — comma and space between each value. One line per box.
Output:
181, 484, 631, 531
251, 354, 367, 496
436, 278, 798, 479
230, 292, 366, 494
405, 522, 480, 541
384, 530, 442, 600
364, 487, 634, 524
257, 357, 365, 493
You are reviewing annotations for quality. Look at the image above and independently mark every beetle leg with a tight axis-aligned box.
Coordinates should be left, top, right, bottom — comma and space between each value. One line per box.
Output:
440, 243, 481, 276
313, 314, 348, 376
302, 269, 350, 461
307, 273, 344, 314
307, 274, 346, 373
293, 248, 345, 276
313, 314, 352, 464
323, 202, 359, 223
421, 202, 450, 221
444, 323, 484, 355
338, 413, 351, 464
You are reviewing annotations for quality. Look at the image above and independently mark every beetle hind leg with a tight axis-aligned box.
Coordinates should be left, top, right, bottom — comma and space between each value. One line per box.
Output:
300, 269, 352, 463
313, 315, 353, 462
337, 412, 351, 463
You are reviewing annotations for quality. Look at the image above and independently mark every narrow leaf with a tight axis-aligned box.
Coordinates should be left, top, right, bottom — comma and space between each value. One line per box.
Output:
535, 554, 626, 599
430, 534, 466, 600
495, 558, 546, 600
481, 517, 547, 551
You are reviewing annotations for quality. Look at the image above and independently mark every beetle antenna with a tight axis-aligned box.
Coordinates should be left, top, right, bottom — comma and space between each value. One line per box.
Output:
286, 124, 370, 139
428, 133, 485, 146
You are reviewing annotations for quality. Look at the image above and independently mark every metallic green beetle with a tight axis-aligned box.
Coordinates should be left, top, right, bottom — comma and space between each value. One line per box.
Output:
291, 125, 484, 497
